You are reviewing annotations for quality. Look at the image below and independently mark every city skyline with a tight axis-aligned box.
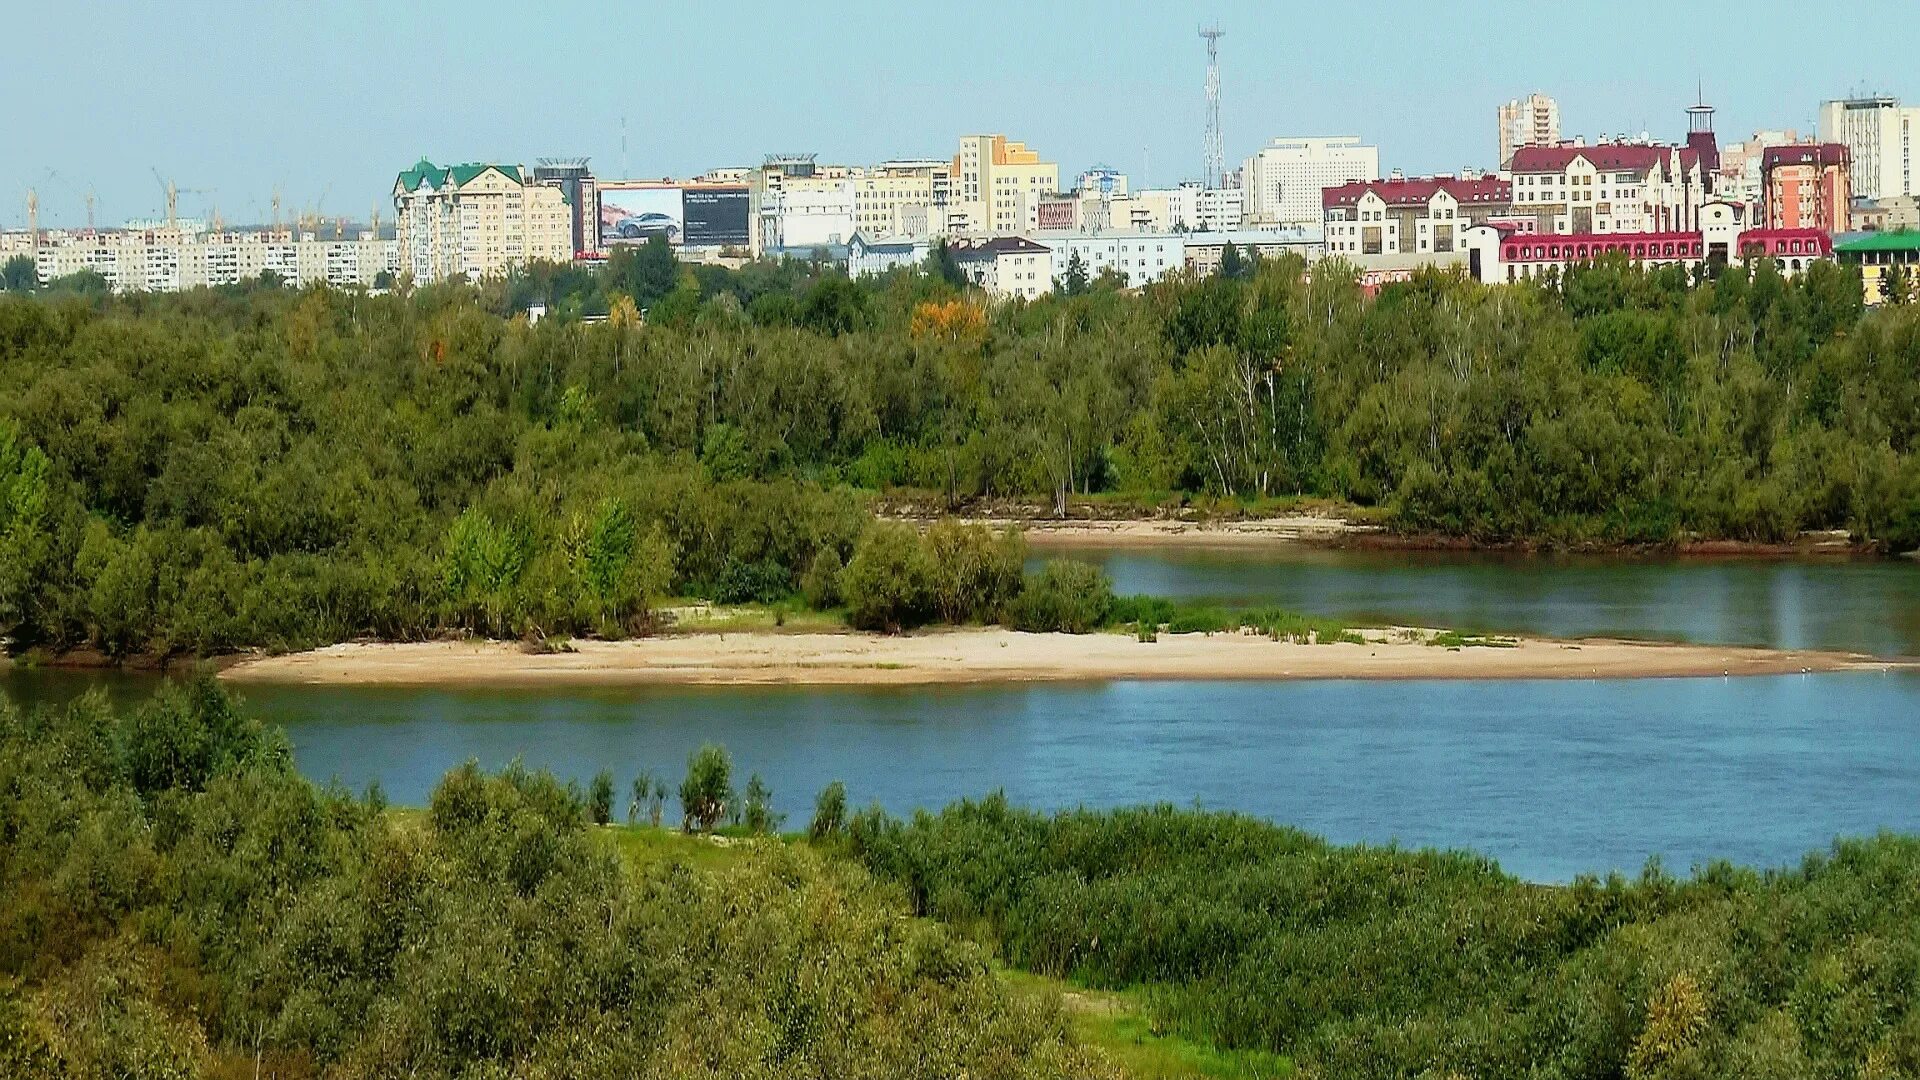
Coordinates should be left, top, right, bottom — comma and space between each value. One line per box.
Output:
4, 0, 1917, 229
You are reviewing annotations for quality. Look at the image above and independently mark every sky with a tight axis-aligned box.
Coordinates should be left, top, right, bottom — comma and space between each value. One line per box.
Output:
4, 0, 1915, 229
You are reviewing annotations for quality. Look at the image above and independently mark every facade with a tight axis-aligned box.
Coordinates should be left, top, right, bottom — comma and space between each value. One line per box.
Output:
1241, 136, 1379, 226
28, 228, 397, 292
391, 159, 571, 283
1037, 233, 1184, 288
1323, 175, 1513, 257
1834, 230, 1920, 305
1853, 195, 1920, 234
1760, 143, 1851, 233
948, 236, 1052, 299
851, 159, 950, 240
1506, 141, 1710, 235
1818, 97, 1920, 201
1498, 93, 1561, 168
761, 178, 856, 250
847, 232, 930, 278
532, 158, 599, 258
947, 135, 1059, 236
1463, 202, 1832, 285
1717, 130, 1802, 218
1147, 182, 1245, 232
1182, 229, 1324, 276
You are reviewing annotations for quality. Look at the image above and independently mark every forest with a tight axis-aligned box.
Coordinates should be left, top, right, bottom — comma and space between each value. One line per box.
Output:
3, 239, 1919, 657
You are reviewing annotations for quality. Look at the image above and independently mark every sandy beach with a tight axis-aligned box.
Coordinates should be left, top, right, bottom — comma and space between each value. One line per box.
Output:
219, 628, 1896, 688
963, 515, 1374, 547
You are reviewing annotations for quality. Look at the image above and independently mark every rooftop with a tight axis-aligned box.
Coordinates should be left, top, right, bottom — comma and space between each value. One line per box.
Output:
1323, 176, 1512, 210
1836, 229, 1920, 253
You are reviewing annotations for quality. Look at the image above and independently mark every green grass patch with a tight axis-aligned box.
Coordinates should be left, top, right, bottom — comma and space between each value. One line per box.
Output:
999, 968, 1293, 1079
1109, 596, 1363, 644
1427, 630, 1520, 649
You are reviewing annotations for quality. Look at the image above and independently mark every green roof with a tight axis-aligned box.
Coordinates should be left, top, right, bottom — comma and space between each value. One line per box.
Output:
394, 159, 524, 192
1836, 230, 1920, 253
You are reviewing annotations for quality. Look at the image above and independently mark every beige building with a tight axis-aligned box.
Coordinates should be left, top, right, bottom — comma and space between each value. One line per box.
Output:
392, 159, 571, 283
852, 159, 951, 239
1242, 137, 1379, 227
1498, 93, 1561, 168
948, 135, 1059, 236
949, 236, 1053, 299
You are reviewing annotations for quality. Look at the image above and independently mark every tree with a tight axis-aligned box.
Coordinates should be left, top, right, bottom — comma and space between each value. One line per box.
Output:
840, 522, 935, 632
1057, 251, 1091, 297
1, 254, 35, 292
372, 269, 395, 290
809, 781, 848, 840
1218, 241, 1246, 280
926, 239, 967, 289
678, 743, 733, 832
588, 769, 614, 825
742, 773, 780, 835
1884, 264, 1911, 306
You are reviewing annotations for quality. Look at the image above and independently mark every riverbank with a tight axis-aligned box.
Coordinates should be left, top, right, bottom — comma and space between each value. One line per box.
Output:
218, 627, 1895, 688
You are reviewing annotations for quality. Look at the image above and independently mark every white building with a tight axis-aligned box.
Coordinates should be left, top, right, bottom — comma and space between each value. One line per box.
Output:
847, 232, 930, 278
1498, 93, 1561, 168
949, 236, 1052, 299
1463, 201, 1832, 285
1507, 141, 1711, 235
1241, 137, 1379, 227
1322, 175, 1514, 257
27, 228, 398, 292
1818, 96, 1920, 201
762, 179, 856, 249
1183, 229, 1324, 276
1038, 233, 1184, 288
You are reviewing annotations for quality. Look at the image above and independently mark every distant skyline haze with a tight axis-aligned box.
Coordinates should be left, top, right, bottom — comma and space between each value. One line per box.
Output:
4, 0, 1915, 228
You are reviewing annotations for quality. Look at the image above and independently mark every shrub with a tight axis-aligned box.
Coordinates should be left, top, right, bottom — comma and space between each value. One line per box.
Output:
924, 521, 1026, 623
678, 743, 734, 832
1010, 560, 1114, 633
800, 547, 844, 609
840, 522, 934, 631
588, 769, 614, 825
809, 781, 848, 841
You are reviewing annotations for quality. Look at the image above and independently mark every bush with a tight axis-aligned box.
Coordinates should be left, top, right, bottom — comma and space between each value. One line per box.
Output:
840, 522, 934, 631
1009, 559, 1114, 633
678, 743, 734, 832
924, 520, 1026, 623
589, 769, 614, 825
809, 781, 848, 841
800, 547, 844, 609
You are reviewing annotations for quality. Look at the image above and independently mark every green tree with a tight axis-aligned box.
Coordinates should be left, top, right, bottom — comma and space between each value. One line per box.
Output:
588, 769, 614, 825
1057, 251, 1091, 297
1, 254, 35, 292
840, 522, 935, 631
678, 743, 734, 832
742, 773, 779, 835
808, 780, 848, 841
1010, 559, 1115, 633
1218, 241, 1246, 279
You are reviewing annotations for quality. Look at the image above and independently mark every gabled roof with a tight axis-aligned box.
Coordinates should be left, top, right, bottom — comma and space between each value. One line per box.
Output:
1509, 144, 1672, 174
1323, 176, 1512, 211
950, 236, 1050, 258
1761, 143, 1850, 170
394, 159, 525, 193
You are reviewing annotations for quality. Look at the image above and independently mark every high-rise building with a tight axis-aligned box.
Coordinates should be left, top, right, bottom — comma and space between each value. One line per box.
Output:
391, 159, 572, 283
1818, 96, 1920, 201
947, 135, 1059, 236
1498, 93, 1561, 168
532, 158, 599, 258
1241, 137, 1379, 227
851, 160, 951, 240
1762, 143, 1852, 233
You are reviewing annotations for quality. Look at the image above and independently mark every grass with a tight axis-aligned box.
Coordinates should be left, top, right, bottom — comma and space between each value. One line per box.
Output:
1427, 630, 1520, 649
1108, 596, 1365, 645
998, 968, 1293, 1079
659, 599, 846, 633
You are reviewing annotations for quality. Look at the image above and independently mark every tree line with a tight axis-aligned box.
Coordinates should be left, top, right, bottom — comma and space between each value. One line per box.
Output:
3, 242, 1918, 657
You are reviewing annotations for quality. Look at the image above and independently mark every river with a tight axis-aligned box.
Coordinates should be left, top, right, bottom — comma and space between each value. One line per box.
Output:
6, 548, 1919, 883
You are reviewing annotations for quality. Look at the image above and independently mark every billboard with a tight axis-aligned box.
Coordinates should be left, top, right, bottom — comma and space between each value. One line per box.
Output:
600, 183, 750, 248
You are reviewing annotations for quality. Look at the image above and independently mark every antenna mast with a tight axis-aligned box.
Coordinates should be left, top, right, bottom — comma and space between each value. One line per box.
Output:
1200, 24, 1225, 189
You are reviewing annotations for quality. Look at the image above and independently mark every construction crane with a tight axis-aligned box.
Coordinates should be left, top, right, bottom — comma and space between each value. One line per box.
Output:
151, 168, 178, 227
24, 188, 38, 247
40, 170, 95, 232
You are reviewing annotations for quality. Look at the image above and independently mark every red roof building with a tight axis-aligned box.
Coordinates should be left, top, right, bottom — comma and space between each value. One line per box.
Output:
1322, 175, 1514, 257
1507, 141, 1711, 236
1761, 143, 1851, 233
1463, 202, 1833, 285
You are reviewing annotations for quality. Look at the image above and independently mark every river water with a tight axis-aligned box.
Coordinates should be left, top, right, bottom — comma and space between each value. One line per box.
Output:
7, 548, 1919, 883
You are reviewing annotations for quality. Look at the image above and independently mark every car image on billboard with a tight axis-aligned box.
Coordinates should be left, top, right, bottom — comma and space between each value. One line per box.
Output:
599, 185, 683, 244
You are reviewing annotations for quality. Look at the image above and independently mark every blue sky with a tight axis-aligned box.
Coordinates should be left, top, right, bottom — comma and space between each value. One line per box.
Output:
5, 0, 1914, 228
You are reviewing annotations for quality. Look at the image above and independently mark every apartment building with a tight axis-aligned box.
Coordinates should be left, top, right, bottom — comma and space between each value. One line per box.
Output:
1038, 233, 1183, 288
1241, 137, 1379, 227
1835, 230, 1920, 305
1322, 175, 1513, 257
391, 159, 571, 283
949, 236, 1053, 299
851, 159, 950, 239
1498, 93, 1560, 168
1717, 130, 1802, 218
947, 135, 1059, 236
1818, 96, 1920, 201
1506, 141, 1710, 235
1761, 143, 1851, 233
28, 228, 397, 292
1183, 229, 1324, 276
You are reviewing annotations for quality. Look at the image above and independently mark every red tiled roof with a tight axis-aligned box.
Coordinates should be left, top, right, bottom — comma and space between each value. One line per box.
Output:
1760, 143, 1850, 170
1508, 144, 1673, 173
1322, 176, 1512, 210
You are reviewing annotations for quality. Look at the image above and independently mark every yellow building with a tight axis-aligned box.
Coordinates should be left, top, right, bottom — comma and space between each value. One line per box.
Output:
949, 135, 1059, 236
392, 160, 571, 283
852, 160, 951, 239
1836, 230, 1920, 306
